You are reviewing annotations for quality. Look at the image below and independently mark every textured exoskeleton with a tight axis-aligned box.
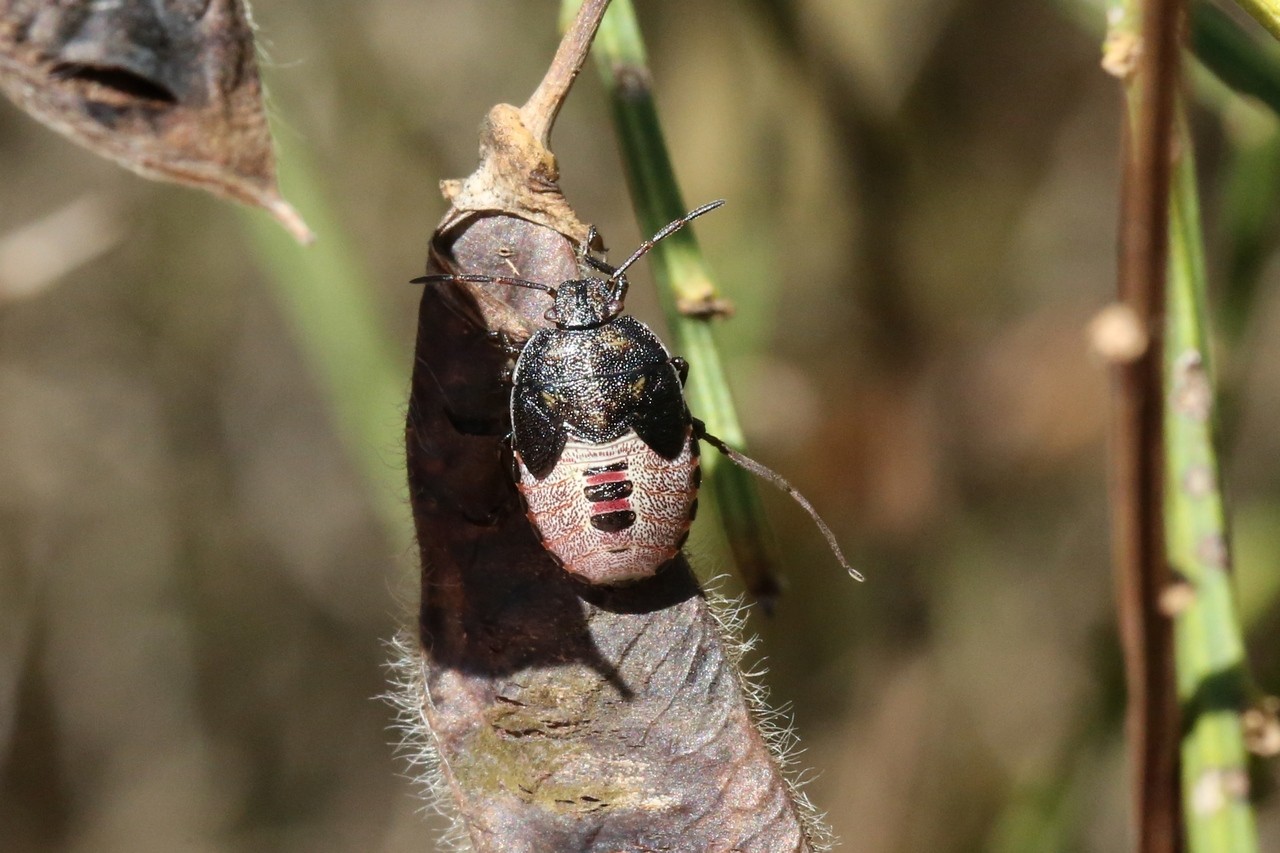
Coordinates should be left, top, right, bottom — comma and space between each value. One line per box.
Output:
511, 303, 701, 584
414, 201, 861, 586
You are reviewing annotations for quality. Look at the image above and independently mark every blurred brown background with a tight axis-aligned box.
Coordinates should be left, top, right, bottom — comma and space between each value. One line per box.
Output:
3, 0, 1280, 850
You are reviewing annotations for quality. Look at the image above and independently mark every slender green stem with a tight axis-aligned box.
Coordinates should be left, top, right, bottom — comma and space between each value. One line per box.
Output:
572, 1, 726, 315
1164, 105, 1259, 852
241, 138, 412, 553
1173, 2, 1280, 640
567, 0, 787, 598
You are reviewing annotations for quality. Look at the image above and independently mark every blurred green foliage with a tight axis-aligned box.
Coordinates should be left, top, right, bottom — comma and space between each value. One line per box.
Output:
1, 0, 1279, 850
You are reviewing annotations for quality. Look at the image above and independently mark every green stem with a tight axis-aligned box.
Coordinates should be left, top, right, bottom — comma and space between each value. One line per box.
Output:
241, 138, 411, 553
568, 0, 786, 599
1165, 104, 1258, 852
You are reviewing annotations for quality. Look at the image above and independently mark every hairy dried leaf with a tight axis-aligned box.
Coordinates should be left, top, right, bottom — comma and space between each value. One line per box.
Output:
0, 0, 310, 242
406, 96, 819, 853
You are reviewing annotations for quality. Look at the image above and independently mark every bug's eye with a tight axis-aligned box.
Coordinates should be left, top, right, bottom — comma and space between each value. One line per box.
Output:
544, 309, 560, 324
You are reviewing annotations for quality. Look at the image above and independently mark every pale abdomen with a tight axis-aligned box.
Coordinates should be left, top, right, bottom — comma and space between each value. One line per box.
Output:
516, 429, 700, 585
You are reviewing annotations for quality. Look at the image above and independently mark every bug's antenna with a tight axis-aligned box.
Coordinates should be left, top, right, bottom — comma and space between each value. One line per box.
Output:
412, 272, 556, 295
694, 419, 864, 582
610, 199, 726, 282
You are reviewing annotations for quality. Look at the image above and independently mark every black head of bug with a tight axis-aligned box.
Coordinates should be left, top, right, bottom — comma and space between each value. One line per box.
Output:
543, 278, 619, 329
412, 200, 726, 331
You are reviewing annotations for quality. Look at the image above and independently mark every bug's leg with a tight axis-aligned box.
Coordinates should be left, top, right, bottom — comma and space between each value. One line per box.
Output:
583, 254, 617, 276
586, 224, 608, 255
484, 330, 525, 385
486, 329, 525, 360
671, 357, 689, 386
585, 225, 613, 264
691, 417, 863, 581
580, 225, 618, 277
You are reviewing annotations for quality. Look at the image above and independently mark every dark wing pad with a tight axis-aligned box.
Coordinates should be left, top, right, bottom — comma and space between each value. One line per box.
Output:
512, 385, 568, 479
630, 365, 691, 460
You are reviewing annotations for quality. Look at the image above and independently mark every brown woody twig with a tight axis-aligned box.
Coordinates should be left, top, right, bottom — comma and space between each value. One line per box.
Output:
1104, 0, 1184, 847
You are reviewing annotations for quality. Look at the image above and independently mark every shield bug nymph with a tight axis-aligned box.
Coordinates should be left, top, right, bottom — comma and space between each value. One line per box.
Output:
415, 201, 861, 586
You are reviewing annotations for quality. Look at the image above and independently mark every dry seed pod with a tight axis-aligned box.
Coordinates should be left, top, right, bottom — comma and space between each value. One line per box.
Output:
401, 4, 825, 850
0, 0, 310, 241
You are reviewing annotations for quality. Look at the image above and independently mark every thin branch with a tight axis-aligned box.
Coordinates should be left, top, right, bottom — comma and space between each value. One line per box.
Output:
521, 0, 612, 146
1104, 0, 1184, 846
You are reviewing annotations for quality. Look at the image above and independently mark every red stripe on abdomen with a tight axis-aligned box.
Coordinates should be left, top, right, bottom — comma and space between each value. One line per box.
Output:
590, 498, 632, 515
584, 470, 629, 486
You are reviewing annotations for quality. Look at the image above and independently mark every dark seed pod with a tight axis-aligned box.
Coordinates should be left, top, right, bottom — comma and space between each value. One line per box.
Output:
400, 3, 824, 850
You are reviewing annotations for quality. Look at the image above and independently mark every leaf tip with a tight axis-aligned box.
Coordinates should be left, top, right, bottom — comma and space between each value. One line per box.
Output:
266, 196, 315, 245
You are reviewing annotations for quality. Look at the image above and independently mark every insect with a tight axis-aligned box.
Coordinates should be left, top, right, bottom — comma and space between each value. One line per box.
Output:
415, 201, 861, 585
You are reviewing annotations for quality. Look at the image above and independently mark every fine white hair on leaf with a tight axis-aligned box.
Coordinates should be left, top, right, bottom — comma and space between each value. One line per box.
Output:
702, 580, 836, 852
239, 0, 299, 134
381, 632, 473, 853
385, 581, 835, 851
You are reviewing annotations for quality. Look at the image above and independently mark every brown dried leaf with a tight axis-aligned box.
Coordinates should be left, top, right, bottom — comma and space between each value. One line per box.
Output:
438, 103, 589, 244
405, 19, 821, 848
0, 0, 310, 242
